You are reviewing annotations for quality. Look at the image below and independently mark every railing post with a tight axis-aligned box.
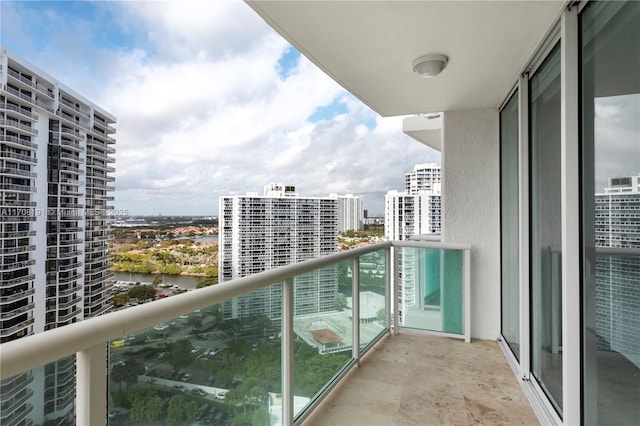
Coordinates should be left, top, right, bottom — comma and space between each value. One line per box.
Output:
282, 279, 294, 425
393, 246, 400, 335
76, 343, 107, 426
464, 248, 471, 343
352, 257, 360, 364
385, 247, 392, 333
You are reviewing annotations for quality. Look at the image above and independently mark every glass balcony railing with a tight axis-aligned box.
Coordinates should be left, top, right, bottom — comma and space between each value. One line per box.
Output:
398, 246, 466, 336
0, 240, 470, 425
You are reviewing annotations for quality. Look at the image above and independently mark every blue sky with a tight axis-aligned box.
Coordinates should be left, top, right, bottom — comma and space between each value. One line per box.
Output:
1, 0, 439, 215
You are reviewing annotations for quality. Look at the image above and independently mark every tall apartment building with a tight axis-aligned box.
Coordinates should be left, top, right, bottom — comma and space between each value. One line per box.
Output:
385, 163, 442, 240
384, 187, 442, 240
0, 47, 115, 425
331, 193, 364, 232
405, 162, 441, 195
385, 164, 442, 324
220, 184, 338, 322
594, 175, 640, 368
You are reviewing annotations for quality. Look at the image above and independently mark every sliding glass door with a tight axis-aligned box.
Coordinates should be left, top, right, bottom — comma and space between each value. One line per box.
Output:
581, 1, 640, 424
530, 43, 563, 414
500, 91, 520, 361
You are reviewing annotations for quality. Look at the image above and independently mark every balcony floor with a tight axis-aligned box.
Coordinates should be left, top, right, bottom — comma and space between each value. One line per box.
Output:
302, 331, 539, 425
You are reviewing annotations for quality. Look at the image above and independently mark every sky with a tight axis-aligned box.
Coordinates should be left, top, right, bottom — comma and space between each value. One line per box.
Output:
0, 0, 440, 216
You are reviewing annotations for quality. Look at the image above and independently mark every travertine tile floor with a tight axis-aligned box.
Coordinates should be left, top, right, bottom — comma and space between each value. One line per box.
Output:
302, 331, 539, 426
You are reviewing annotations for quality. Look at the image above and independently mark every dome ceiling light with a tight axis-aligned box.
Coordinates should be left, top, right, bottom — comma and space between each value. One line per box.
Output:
412, 54, 449, 78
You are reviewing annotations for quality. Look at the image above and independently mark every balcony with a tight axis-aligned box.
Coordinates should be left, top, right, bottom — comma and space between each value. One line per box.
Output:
0, 134, 38, 150
0, 102, 38, 121
0, 240, 487, 426
303, 332, 537, 425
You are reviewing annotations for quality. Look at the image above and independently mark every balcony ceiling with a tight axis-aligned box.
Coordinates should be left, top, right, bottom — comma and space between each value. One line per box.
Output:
246, 1, 566, 116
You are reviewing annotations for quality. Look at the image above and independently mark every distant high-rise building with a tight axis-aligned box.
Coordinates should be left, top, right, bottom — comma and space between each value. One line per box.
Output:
0, 47, 116, 425
594, 175, 640, 368
385, 164, 442, 324
219, 184, 338, 322
384, 186, 442, 241
405, 162, 441, 195
331, 193, 364, 232
386, 162, 442, 240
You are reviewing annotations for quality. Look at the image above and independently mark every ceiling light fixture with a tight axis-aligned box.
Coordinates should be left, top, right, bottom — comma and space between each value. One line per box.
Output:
412, 54, 449, 78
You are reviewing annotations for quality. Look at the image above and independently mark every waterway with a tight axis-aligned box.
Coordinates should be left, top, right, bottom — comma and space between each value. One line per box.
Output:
112, 235, 217, 289
113, 272, 204, 290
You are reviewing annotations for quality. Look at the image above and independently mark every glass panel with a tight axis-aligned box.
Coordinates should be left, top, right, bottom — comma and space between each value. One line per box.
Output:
500, 90, 520, 361
359, 250, 387, 350
401, 247, 464, 334
530, 42, 563, 413
1, 356, 75, 426
293, 261, 353, 418
108, 287, 281, 426
581, 1, 640, 424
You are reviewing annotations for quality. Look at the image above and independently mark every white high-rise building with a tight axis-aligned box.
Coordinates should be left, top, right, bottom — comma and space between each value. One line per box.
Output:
385, 164, 442, 324
332, 193, 364, 232
384, 186, 442, 241
219, 184, 338, 322
385, 163, 442, 241
0, 47, 115, 425
405, 162, 441, 195
594, 175, 640, 368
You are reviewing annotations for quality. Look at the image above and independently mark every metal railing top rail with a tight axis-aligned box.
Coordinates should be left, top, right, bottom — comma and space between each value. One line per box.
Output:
0, 239, 470, 380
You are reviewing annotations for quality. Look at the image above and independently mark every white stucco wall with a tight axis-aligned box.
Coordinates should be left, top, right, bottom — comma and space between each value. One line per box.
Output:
442, 109, 500, 340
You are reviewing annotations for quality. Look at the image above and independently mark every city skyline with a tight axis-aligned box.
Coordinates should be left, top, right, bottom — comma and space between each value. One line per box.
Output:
0, 1, 440, 216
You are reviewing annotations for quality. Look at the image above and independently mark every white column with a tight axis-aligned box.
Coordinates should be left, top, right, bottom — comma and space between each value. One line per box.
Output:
76, 343, 107, 426
561, 6, 581, 425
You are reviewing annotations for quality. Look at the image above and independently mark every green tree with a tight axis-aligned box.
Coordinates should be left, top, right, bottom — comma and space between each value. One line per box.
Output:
166, 339, 195, 379
166, 395, 198, 426
152, 275, 162, 287
153, 251, 176, 264
187, 316, 202, 331
111, 293, 130, 308
225, 377, 268, 415
204, 266, 218, 278
294, 352, 351, 397
334, 292, 348, 311
128, 284, 157, 302
160, 263, 183, 275
196, 276, 217, 288
111, 359, 144, 391
128, 385, 164, 423
246, 345, 280, 391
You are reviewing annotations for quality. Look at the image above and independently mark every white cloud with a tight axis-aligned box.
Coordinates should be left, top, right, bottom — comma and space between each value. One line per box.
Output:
2, 0, 440, 215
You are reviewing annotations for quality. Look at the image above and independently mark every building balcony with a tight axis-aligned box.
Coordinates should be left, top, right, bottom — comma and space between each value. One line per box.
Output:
0, 317, 33, 338
59, 96, 91, 119
57, 307, 81, 323
0, 240, 480, 426
303, 332, 537, 425
0, 118, 38, 135
0, 288, 35, 304
92, 118, 116, 134
0, 102, 38, 121
0, 134, 38, 150
0, 150, 37, 164
1, 84, 34, 104
0, 167, 37, 178
0, 303, 34, 321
